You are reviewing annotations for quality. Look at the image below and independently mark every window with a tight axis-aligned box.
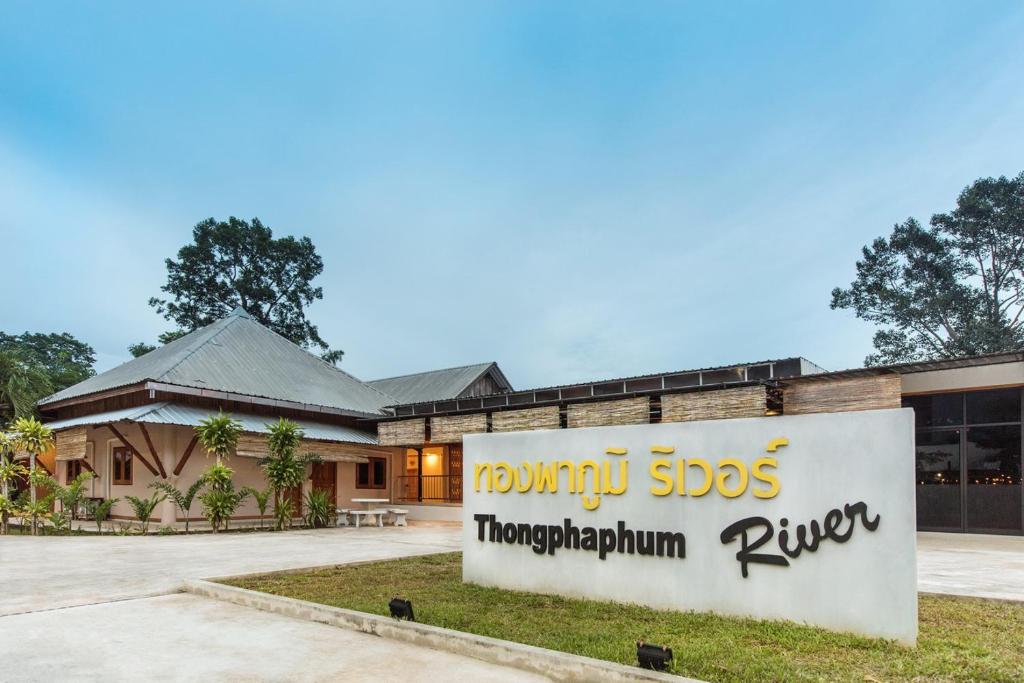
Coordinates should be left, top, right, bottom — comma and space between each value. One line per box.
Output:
112, 447, 133, 485
357, 457, 387, 489
66, 460, 83, 482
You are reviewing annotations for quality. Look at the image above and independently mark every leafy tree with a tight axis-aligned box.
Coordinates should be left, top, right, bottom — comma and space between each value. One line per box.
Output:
0, 332, 95, 393
0, 433, 27, 535
195, 412, 243, 464
260, 418, 319, 530
198, 462, 249, 533
17, 474, 54, 535
241, 484, 273, 529
148, 217, 342, 361
50, 471, 97, 531
150, 479, 206, 533
127, 342, 156, 358
125, 492, 165, 533
87, 497, 119, 534
0, 351, 53, 420
832, 171, 1024, 365
11, 417, 54, 527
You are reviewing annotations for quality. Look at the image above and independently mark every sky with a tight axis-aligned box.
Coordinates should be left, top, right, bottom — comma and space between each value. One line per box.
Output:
2, 2, 1023, 390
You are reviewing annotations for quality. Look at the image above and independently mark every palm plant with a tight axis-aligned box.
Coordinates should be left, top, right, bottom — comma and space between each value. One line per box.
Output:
241, 484, 273, 528
51, 471, 96, 532
260, 418, 319, 530
87, 497, 118, 534
150, 479, 206, 533
198, 462, 249, 532
195, 412, 243, 464
0, 350, 53, 421
11, 417, 54, 532
0, 434, 27, 535
303, 488, 332, 528
17, 471, 55, 535
125, 492, 165, 533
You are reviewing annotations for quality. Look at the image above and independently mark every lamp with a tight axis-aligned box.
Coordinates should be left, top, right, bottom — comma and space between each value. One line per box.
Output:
636, 641, 673, 671
389, 597, 415, 622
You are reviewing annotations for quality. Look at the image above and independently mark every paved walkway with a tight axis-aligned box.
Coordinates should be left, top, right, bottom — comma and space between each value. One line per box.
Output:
0, 524, 547, 682
917, 531, 1024, 601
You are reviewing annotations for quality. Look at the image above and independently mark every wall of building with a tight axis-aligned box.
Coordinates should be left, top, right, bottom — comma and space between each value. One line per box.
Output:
901, 362, 1024, 395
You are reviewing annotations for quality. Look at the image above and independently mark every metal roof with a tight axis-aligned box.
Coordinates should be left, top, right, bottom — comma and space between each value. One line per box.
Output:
368, 362, 511, 405
378, 357, 815, 419
43, 401, 377, 445
779, 350, 1024, 382
38, 308, 396, 416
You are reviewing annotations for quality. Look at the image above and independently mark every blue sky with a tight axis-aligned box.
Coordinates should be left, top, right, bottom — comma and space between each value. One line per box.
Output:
2, 2, 1023, 388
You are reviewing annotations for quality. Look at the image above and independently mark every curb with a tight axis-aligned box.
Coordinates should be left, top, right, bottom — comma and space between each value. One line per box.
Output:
182, 579, 699, 682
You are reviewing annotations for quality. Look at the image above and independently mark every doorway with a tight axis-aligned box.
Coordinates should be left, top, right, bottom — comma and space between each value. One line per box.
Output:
311, 461, 337, 506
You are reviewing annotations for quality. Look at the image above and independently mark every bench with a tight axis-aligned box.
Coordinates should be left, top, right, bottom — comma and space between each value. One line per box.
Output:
350, 510, 386, 528
335, 509, 351, 527
389, 509, 409, 527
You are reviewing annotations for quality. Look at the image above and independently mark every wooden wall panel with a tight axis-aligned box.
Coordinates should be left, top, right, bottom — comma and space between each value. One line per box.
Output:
784, 374, 902, 415
567, 397, 649, 429
661, 386, 767, 423
235, 433, 269, 459
54, 426, 89, 461
431, 413, 488, 443
235, 433, 377, 462
378, 419, 426, 446
491, 406, 560, 433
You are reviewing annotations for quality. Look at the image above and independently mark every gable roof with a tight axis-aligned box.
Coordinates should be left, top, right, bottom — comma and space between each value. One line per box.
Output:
38, 308, 395, 416
367, 362, 511, 406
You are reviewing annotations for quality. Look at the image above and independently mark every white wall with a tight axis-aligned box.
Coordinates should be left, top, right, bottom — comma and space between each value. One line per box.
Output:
902, 362, 1024, 394
463, 409, 918, 644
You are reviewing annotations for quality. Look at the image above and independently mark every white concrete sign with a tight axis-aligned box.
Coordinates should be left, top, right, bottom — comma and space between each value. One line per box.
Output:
463, 408, 917, 643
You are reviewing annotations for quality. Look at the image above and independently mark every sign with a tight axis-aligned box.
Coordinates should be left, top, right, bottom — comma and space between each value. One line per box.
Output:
462, 408, 917, 644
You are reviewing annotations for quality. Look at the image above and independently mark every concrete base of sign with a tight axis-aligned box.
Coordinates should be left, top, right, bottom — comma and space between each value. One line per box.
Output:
184, 579, 699, 682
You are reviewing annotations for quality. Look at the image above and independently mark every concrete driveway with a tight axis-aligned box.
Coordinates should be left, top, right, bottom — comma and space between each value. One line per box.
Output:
0, 524, 461, 616
0, 524, 546, 682
917, 531, 1024, 601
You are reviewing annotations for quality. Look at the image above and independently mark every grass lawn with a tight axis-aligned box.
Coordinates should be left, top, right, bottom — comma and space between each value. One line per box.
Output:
223, 552, 1024, 682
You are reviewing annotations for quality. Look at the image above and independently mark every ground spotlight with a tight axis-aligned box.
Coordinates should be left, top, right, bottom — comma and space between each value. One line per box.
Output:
389, 597, 415, 621
636, 640, 672, 671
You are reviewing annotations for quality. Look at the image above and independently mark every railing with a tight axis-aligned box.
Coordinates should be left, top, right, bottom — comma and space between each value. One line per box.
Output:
393, 474, 463, 503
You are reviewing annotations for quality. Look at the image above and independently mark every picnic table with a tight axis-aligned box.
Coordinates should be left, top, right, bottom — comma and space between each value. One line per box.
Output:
348, 498, 390, 528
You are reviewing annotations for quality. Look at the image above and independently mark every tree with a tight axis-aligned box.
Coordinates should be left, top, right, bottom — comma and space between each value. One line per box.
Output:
198, 462, 249, 533
241, 484, 273, 529
150, 479, 206, 533
0, 433, 27, 535
148, 217, 342, 362
260, 418, 319, 530
11, 416, 54, 534
0, 350, 53, 420
50, 470, 97, 532
127, 342, 156, 358
87, 497, 119, 534
125, 492, 165, 534
0, 332, 95, 392
195, 412, 243, 465
832, 171, 1024, 365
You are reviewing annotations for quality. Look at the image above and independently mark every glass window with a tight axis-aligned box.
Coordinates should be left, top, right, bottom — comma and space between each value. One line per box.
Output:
965, 425, 1022, 531
903, 393, 963, 428
356, 457, 387, 489
966, 388, 1021, 425
112, 447, 132, 485
915, 430, 961, 530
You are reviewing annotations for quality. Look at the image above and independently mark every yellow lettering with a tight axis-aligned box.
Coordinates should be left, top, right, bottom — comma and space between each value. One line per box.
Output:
473, 463, 493, 492
650, 445, 675, 454
534, 462, 559, 492
650, 458, 673, 496
556, 461, 577, 493
752, 456, 780, 498
515, 463, 534, 492
715, 458, 748, 498
676, 459, 686, 495
576, 460, 601, 494
602, 459, 628, 495
687, 458, 714, 496
605, 447, 627, 455
766, 437, 789, 453
581, 495, 601, 510
493, 462, 514, 493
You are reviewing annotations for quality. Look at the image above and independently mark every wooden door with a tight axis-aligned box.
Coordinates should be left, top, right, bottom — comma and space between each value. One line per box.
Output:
448, 445, 463, 503
311, 461, 337, 506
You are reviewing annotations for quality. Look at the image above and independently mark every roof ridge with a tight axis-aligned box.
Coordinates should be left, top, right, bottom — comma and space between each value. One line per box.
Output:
226, 312, 397, 407
369, 361, 495, 383
154, 316, 240, 382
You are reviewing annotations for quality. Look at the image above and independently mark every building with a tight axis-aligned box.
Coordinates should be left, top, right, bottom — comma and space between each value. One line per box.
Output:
37, 308, 1024, 534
